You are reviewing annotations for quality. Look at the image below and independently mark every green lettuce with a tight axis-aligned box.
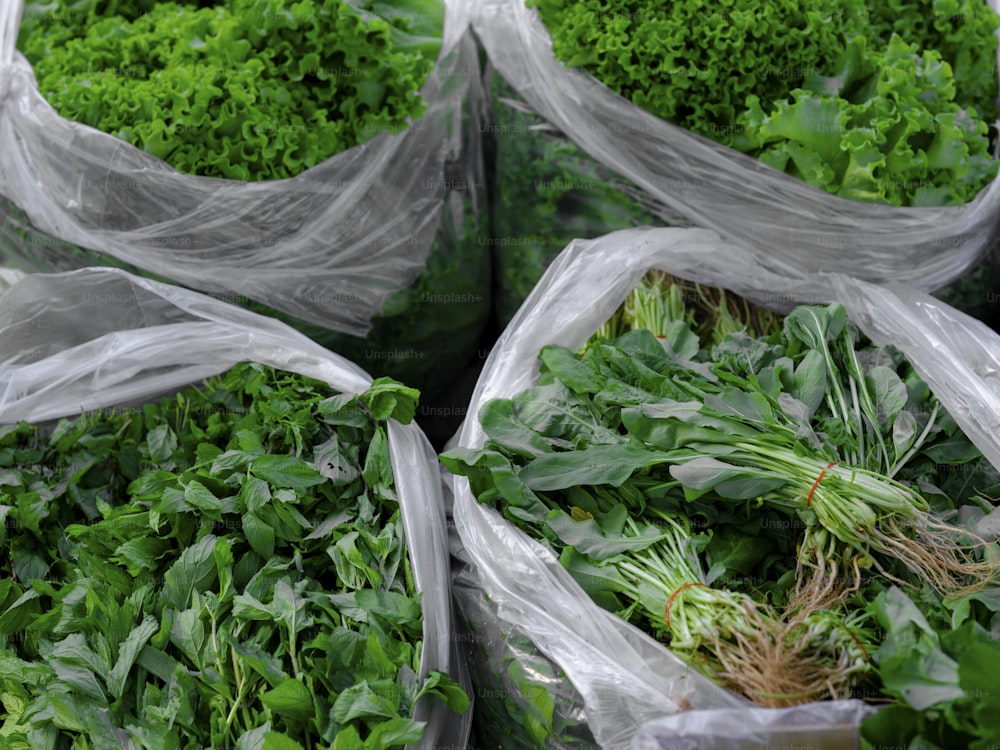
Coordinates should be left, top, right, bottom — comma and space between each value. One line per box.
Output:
731, 34, 998, 207
18, 0, 444, 181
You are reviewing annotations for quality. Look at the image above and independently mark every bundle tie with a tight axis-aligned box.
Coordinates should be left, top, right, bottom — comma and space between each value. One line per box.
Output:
664, 581, 709, 631
806, 462, 839, 507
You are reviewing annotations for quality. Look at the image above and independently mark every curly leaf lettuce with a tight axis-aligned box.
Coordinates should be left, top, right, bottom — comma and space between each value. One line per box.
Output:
731, 35, 998, 207
529, 0, 874, 137
18, 0, 444, 181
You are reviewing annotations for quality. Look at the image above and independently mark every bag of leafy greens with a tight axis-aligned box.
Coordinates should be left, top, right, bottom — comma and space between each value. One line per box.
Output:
473, 0, 1000, 325
0, 0, 489, 401
0, 267, 472, 749
442, 226, 1000, 748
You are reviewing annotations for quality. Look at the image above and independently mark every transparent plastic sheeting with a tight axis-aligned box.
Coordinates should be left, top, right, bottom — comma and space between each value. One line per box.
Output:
469, 0, 1000, 297
0, 0, 480, 337
630, 701, 882, 750
0, 267, 472, 750
447, 226, 1000, 748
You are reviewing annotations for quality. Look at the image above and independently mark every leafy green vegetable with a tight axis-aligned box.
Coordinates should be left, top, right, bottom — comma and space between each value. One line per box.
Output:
18, 0, 444, 181
443, 287, 1000, 717
860, 586, 1000, 748
593, 269, 782, 349
869, 0, 1000, 125
529, 0, 872, 139
529, 0, 999, 207
732, 34, 998, 207
0, 363, 468, 747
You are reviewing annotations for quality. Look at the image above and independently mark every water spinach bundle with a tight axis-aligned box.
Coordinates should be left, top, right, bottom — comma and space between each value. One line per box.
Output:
443, 272, 1000, 744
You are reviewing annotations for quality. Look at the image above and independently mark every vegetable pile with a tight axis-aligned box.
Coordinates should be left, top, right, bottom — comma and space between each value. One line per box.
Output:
0, 363, 468, 748
7, 0, 490, 400
487, 0, 1000, 327
442, 272, 1000, 746
532, 0, 1000, 206
18, 0, 444, 181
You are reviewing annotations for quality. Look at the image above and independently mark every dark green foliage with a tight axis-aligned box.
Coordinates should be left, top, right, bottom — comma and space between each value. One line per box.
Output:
0, 364, 468, 748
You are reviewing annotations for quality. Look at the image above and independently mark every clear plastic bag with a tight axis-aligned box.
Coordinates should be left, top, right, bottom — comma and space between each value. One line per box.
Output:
0, 267, 473, 749
469, 0, 1000, 304
450, 524, 599, 750
0, 0, 490, 394
486, 68, 658, 326
630, 701, 882, 750
447, 225, 1000, 748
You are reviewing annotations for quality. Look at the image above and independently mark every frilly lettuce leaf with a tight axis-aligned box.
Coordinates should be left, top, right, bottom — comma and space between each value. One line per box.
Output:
18, 0, 443, 181
732, 35, 997, 207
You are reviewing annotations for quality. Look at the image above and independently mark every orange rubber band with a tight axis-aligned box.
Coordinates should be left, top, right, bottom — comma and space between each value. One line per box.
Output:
846, 627, 870, 663
664, 581, 709, 631
806, 462, 839, 507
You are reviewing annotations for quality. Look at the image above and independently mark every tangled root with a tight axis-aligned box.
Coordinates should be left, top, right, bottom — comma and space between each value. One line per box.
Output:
872, 517, 999, 598
711, 601, 865, 707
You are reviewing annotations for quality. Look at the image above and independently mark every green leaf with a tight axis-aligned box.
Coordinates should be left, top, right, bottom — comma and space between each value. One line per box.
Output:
161, 536, 219, 610
331, 726, 364, 750
703, 388, 774, 425
112, 537, 168, 577
260, 678, 313, 722
669, 456, 787, 499
231, 641, 289, 688
332, 681, 400, 724
146, 424, 178, 464
236, 725, 271, 750
251, 455, 326, 491
47, 691, 89, 732
271, 580, 312, 637
791, 349, 828, 415
351, 590, 422, 626
183, 480, 224, 513
415, 670, 470, 714
262, 733, 306, 750
243, 512, 276, 560
313, 436, 359, 485
519, 445, 664, 491
361, 378, 420, 424
361, 427, 395, 498
170, 607, 207, 668
107, 616, 158, 699
705, 526, 774, 579
867, 366, 908, 426
546, 509, 666, 561
538, 346, 605, 394
365, 717, 427, 749
241, 474, 272, 513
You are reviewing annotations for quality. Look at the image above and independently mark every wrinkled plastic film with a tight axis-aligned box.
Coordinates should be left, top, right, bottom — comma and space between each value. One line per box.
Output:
0, 2, 480, 337
451, 553, 599, 750
828, 274, 1000, 477
389, 419, 474, 748
0, 267, 470, 750
0, 0, 20, 68
486, 69, 666, 325
630, 701, 882, 750
471, 0, 1000, 294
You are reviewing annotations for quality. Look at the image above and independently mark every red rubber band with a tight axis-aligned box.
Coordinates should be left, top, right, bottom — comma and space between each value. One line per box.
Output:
806, 462, 839, 507
664, 581, 709, 631
846, 627, 870, 663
